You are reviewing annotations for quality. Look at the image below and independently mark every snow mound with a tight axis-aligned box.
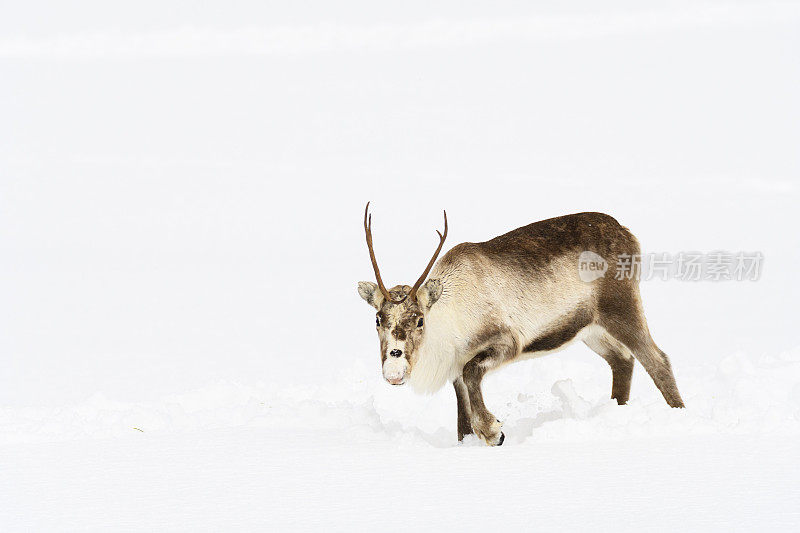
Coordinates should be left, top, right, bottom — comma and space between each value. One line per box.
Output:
3, 348, 799, 447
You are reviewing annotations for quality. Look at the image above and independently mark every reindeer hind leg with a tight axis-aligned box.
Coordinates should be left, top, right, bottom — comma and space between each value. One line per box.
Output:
583, 330, 634, 405
597, 284, 685, 408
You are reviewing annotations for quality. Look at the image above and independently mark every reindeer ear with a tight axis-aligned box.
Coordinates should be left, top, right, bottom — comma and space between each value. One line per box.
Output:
417, 279, 443, 310
358, 281, 384, 310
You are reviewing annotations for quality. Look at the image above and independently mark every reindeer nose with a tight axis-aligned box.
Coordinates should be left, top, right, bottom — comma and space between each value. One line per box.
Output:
389, 349, 403, 358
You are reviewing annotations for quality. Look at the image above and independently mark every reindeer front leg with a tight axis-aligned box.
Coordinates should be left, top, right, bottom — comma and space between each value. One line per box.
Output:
462, 339, 517, 446
453, 377, 473, 441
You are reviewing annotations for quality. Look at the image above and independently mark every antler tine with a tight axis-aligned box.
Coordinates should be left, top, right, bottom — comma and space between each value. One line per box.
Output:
409, 210, 448, 300
364, 202, 405, 304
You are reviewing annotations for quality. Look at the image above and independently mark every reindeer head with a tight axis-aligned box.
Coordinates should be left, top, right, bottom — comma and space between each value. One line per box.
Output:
357, 203, 447, 385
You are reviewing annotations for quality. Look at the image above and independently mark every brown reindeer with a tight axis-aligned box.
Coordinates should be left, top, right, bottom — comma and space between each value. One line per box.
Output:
358, 203, 684, 446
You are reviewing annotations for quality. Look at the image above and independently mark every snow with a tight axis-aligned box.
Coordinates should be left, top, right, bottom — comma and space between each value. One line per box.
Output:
2, 1, 800, 531
3, 352, 799, 530
4, 350, 800, 447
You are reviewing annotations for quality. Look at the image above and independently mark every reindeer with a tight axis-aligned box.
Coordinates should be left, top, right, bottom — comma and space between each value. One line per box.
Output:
358, 203, 684, 446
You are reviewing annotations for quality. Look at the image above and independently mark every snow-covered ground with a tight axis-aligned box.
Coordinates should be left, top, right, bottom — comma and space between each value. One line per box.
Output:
2, 1, 800, 531
3, 351, 800, 530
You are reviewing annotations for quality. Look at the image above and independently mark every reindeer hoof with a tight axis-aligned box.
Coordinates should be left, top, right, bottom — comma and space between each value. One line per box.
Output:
473, 417, 504, 446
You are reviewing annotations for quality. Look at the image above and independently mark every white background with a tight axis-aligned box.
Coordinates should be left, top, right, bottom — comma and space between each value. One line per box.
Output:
2, 1, 799, 531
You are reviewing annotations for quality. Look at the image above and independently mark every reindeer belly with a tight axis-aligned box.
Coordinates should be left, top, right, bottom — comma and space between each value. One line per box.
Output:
518, 306, 595, 359
496, 266, 597, 360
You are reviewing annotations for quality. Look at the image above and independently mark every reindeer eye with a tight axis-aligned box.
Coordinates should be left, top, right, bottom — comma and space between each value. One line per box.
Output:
376, 316, 381, 327
417, 317, 424, 328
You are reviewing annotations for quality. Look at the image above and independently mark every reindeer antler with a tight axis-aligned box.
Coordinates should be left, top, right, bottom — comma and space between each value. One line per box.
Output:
364, 202, 448, 304
408, 210, 447, 300
364, 202, 406, 304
